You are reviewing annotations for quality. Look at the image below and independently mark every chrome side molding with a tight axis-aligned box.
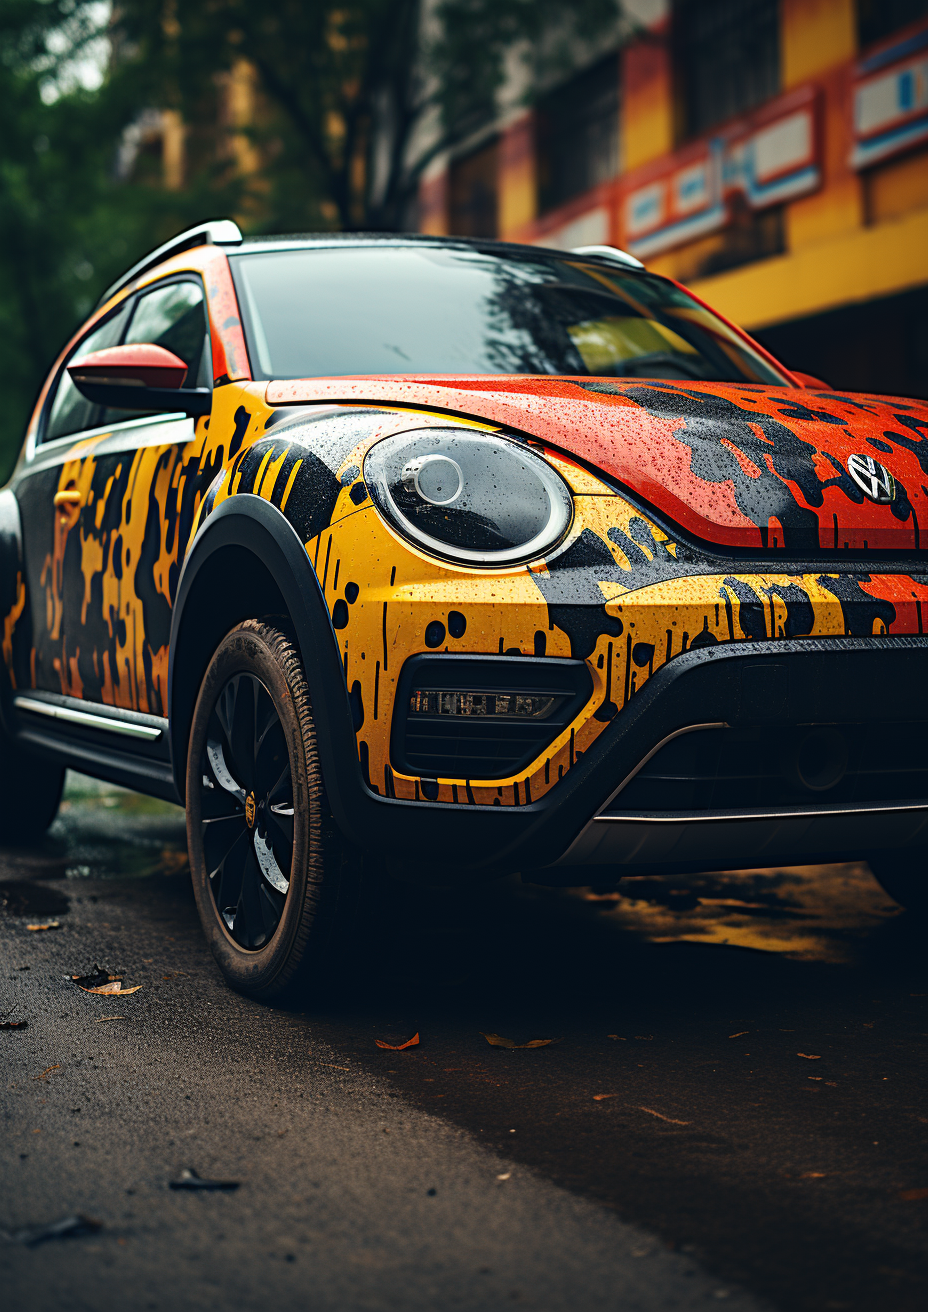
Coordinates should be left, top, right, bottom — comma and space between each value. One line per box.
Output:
14, 695, 164, 742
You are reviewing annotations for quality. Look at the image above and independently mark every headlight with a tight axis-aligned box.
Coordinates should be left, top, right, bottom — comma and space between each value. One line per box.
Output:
363, 428, 573, 566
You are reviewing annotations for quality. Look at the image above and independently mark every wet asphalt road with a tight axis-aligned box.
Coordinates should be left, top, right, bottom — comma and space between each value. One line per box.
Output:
1, 775, 927, 1311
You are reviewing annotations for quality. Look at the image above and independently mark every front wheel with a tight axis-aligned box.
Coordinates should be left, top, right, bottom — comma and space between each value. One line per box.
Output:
868, 850, 928, 916
186, 620, 359, 1000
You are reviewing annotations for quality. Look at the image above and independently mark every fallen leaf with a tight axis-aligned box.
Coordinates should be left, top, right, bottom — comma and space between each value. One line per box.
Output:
0, 1215, 101, 1246
169, 1168, 239, 1192
375, 1033, 420, 1050
728, 1032, 749, 1038
639, 1106, 690, 1125
801, 1172, 826, 1178
78, 981, 142, 996
480, 1033, 561, 1049
27, 922, 60, 932
607, 1035, 626, 1041
496, 1172, 511, 1181
70, 966, 120, 988
0, 1020, 27, 1031
593, 1093, 615, 1101
808, 1076, 823, 1081
797, 1053, 821, 1060
899, 1187, 928, 1202
94, 1016, 126, 1023
33, 1066, 60, 1081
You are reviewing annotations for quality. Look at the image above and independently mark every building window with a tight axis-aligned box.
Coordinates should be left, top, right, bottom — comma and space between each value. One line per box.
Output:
536, 55, 620, 215
675, 0, 780, 140
448, 138, 500, 238
857, 0, 928, 50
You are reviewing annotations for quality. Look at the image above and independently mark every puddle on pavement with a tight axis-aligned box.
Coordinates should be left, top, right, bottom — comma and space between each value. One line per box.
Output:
568, 862, 902, 963
0, 772, 904, 965
0, 880, 70, 918
33, 771, 188, 882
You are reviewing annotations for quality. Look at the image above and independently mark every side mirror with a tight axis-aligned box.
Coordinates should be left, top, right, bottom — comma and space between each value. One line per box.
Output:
68, 343, 211, 416
791, 370, 832, 391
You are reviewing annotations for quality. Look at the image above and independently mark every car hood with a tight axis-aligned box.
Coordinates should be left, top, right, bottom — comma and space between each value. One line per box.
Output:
266, 376, 928, 553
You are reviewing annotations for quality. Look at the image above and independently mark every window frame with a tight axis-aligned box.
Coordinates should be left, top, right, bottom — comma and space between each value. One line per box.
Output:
35, 272, 211, 453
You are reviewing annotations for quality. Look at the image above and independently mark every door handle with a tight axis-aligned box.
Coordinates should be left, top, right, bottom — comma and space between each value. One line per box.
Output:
53, 490, 82, 510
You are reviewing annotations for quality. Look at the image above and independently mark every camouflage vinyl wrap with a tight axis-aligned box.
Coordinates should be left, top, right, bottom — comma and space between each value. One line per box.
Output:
6, 248, 928, 812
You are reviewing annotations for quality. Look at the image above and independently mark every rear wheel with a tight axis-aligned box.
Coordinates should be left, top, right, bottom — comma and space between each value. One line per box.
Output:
868, 850, 928, 916
186, 620, 359, 999
0, 740, 64, 842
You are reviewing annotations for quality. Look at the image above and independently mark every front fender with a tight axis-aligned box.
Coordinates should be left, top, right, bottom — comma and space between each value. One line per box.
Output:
168, 493, 358, 810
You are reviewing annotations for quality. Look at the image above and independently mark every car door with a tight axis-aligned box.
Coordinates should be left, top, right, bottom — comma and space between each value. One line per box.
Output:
15, 276, 213, 716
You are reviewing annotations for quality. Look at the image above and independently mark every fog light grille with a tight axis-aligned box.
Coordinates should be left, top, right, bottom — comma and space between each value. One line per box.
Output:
392, 655, 593, 782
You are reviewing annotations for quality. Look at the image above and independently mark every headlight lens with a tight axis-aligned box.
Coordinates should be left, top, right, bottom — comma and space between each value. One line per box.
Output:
363, 428, 573, 565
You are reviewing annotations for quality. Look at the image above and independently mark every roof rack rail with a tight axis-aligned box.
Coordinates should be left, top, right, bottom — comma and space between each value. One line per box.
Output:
97, 218, 243, 309
570, 244, 644, 270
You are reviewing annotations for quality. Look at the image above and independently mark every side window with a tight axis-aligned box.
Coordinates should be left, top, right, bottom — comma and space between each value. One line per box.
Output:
43, 303, 132, 444
97, 279, 212, 430
126, 280, 211, 384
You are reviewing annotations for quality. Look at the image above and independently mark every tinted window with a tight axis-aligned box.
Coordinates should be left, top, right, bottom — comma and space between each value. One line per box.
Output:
44, 304, 132, 443
96, 279, 211, 430
231, 245, 788, 385
124, 280, 210, 383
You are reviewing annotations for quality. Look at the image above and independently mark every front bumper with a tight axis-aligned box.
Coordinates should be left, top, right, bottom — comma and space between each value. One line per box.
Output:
372, 636, 928, 881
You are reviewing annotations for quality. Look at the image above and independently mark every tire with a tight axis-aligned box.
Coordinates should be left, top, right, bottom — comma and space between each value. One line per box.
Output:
185, 619, 360, 1000
868, 850, 928, 916
0, 740, 64, 842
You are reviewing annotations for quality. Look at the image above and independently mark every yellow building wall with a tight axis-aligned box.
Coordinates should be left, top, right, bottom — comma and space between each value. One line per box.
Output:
688, 208, 928, 331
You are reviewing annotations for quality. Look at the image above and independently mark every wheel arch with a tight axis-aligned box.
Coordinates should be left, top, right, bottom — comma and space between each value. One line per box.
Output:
168, 494, 359, 810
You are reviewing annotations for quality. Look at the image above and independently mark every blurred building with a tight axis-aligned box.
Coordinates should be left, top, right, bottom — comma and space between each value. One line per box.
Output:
418, 0, 928, 397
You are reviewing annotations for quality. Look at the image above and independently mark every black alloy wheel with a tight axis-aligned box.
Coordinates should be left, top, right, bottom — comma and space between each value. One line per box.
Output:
201, 671, 294, 950
186, 619, 358, 999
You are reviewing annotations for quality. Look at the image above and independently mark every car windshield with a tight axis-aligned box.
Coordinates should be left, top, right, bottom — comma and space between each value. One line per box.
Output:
230, 243, 789, 385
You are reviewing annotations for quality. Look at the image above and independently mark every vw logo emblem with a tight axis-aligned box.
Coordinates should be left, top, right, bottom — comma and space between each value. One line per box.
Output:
846, 453, 895, 504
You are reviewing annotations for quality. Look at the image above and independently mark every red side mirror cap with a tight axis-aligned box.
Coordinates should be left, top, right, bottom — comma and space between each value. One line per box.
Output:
791, 370, 832, 391
68, 343, 188, 390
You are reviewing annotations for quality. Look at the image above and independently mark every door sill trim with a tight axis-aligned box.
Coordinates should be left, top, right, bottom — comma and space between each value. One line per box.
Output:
14, 695, 165, 742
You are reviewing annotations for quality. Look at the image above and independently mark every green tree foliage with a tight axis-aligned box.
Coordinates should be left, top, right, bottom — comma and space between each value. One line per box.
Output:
0, 1, 236, 476
111, 0, 623, 231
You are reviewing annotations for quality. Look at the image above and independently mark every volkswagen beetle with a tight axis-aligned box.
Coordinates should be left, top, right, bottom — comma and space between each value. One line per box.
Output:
2, 221, 925, 997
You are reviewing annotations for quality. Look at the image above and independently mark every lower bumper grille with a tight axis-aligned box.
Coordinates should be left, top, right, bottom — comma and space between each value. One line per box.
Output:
601, 721, 928, 817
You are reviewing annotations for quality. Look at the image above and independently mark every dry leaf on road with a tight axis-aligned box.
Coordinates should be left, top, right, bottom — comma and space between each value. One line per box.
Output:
607, 1035, 626, 1041
27, 922, 60, 932
593, 1093, 616, 1101
77, 980, 142, 996
639, 1106, 690, 1125
375, 1033, 420, 1050
797, 1053, 822, 1060
1, 1214, 101, 1247
480, 1033, 561, 1049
